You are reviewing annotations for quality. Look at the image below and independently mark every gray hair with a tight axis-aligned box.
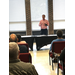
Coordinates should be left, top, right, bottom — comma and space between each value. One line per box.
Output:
9, 42, 19, 59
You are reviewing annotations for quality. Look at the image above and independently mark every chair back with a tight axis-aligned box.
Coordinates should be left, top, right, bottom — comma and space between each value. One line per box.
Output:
52, 41, 65, 53
19, 53, 32, 63
18, 43, 29, 52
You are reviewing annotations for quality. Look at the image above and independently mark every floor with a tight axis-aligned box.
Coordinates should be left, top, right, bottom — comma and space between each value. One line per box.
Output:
29, 43, 62, 75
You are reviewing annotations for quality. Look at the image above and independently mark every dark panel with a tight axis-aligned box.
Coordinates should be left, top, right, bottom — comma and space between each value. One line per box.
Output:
10, 29, 65, 36
10, 31, 26, 36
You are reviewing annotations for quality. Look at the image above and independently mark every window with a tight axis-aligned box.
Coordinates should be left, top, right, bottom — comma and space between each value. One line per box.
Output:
53, 0, 65, 29
9, 22, 26, 31
30, 0, 48, 30
9, 0, 26, 31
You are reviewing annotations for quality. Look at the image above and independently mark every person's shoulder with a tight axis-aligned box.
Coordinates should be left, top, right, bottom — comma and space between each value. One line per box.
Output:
17, 41, 26, 44
18, 44, 26, 47
60, 39, 65, 41
51, 39, 57, 44
21, 45, 27, 49
51, 39, 65, 44
20, 61, 34, 68
56, 39, 65, 41
45, 19, 48, 21
20, 61, 30, 64
45, 19, 48, 20
52, 39, 58, 42
62, 39, 65, 41
13, 61, 33, 71
20, 61, 38, 74
18, 44, 27, 49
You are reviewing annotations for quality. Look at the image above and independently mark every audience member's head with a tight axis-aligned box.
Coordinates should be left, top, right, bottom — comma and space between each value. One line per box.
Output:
56, 30, 63, 38
10, 34, 17, 42
16, 34, 21, 42
9, 42, 19, 60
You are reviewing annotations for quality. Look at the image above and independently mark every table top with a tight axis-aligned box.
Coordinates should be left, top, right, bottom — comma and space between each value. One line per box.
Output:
21, 34, 65, 38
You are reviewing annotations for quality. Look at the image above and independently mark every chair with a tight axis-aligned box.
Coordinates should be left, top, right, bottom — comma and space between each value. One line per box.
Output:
49, 41, 65, 70
19, 53, 32, 63
57, 58, 65, 75
18, 43, 29, 53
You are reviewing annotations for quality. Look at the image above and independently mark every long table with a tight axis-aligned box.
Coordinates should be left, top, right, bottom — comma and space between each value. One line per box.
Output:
21, 36, 34, 50
21, 34, 65, 51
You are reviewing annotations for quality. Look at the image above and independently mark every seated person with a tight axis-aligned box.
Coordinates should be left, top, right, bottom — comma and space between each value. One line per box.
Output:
58, 48, 65, 74
16, 34, 26, 44
50, 30, 65, 52
59, 48, 65, 61
9, 38, 10, 42
9, 42, 38, 75
9, 34, 28, 53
